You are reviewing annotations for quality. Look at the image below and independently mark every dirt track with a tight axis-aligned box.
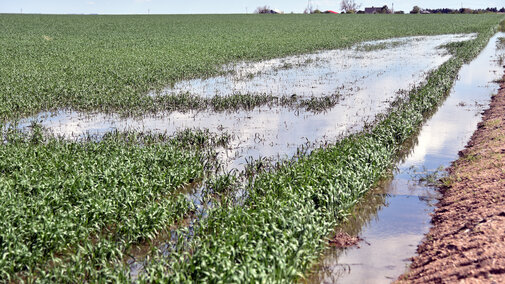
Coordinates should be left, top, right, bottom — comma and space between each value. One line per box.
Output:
397, 73, 505, 283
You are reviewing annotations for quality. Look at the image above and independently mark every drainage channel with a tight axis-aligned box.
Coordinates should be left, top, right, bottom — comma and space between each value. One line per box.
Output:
305, 32, 505, 284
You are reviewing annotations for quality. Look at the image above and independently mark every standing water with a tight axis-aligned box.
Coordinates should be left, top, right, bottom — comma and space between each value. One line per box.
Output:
14, 34, 474, 172
305, 32, 505, 283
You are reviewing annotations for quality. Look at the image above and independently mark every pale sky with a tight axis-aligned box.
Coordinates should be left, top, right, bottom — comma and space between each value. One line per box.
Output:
0, 0, 503, 15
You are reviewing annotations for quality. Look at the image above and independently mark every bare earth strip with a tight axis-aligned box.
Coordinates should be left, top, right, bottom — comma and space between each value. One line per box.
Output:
397, 72, 505, 283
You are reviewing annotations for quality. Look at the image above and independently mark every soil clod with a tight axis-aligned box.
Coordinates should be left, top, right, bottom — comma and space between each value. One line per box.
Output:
328, 232, 364, 248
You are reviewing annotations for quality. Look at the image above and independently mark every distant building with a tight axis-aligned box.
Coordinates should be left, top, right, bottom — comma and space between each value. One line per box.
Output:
364, 5, 392, 14
270, 8, 284, 14
255, 6, 283, 14
364, 6, 382, 14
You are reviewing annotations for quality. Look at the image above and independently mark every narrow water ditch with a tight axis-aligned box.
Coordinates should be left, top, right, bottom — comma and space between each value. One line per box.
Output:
305, 32, 505, 284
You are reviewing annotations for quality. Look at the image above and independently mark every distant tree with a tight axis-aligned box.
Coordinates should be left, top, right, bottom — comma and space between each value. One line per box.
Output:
379, 5, 391, 14
312, 9, 322, 14
410, 6, 421, 14
255, 5, 270, 14
340, 0, 361, 13
459, 8, 473, 14
500, 7, 505, 13
304, 1, 314, 14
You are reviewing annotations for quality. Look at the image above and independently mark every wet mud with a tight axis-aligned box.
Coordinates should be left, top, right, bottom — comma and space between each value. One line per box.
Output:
329, 233, 365, 249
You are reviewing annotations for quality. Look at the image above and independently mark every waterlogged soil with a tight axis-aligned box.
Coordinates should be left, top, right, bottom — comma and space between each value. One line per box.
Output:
396, 75, 505, 283
305, 32, 505, 283
15, 34, 474, 172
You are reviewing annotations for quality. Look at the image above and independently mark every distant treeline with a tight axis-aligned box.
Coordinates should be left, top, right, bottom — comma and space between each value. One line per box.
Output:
411, 7, 505, 14
254, 4, 505, 15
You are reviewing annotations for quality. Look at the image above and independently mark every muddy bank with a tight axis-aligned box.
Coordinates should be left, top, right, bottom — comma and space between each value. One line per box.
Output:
397, 73, 505, 283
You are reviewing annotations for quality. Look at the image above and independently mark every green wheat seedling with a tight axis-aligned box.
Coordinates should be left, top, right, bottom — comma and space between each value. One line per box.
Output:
0, 128, 224, 281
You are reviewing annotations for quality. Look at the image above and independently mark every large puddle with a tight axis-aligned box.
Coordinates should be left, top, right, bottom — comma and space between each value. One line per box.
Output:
15, 34, 474, 171
305, 32, 505, 284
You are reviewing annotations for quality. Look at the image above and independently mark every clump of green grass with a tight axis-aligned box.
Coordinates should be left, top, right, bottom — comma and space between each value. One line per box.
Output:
497, 54, 505, 66
499, 20, 505, 31
356, 39, 408, 51
204, 170, 239, 196
150, 92, 340, 113
497, 37, 505, 49
297, 94, 340, 112
209, 93, 278, 111
440, 40, 469, 56
408, 165, 447, 186
171, 128, 232, 149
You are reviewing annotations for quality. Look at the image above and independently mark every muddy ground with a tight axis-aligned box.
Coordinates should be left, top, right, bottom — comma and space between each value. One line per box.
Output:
397, 73, 505, 283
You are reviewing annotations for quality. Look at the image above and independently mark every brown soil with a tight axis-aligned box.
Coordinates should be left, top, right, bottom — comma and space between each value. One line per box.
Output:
397, 75, 505, 283
328, 232, 363, 248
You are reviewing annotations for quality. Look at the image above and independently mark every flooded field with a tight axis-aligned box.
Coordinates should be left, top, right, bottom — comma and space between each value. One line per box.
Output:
151, 35, 472, 100
305, 32, 505, 284
17, 34, 474, 171
3, 13, 504, 282
12, 32, 503, 282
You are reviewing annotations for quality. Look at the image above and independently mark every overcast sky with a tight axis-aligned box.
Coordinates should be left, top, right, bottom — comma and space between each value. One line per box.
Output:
1, 0, 503, 14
